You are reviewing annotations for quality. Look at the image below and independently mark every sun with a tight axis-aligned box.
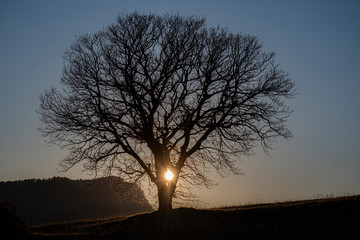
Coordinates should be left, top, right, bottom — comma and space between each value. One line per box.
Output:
165, 169, 173, 181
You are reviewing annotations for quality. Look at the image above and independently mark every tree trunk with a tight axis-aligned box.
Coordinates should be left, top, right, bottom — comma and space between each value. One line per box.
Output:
157, 180, 175, 215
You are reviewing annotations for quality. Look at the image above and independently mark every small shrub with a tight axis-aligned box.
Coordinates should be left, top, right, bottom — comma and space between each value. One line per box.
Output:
0, 201, 28, 239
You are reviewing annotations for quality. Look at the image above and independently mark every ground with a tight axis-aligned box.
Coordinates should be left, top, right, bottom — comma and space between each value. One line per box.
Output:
5, 195, 360, 240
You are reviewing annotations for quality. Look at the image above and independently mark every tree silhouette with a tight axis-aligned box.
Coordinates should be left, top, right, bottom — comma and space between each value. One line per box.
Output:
38, 13, 295, 213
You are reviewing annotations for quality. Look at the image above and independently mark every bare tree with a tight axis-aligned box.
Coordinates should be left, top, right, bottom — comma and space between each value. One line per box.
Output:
38, 13, 295, 214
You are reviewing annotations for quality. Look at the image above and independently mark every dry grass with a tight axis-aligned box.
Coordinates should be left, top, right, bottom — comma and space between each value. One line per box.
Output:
21, 195, 360, 240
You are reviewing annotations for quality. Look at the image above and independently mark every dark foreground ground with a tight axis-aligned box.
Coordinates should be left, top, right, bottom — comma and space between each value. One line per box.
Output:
4, 195, 360, 240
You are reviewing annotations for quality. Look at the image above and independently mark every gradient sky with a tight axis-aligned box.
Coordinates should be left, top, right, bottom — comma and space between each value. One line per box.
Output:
1, 0, 359, 207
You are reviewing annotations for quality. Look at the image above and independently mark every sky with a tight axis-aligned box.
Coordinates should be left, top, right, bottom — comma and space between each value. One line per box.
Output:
1, 0, 359, 207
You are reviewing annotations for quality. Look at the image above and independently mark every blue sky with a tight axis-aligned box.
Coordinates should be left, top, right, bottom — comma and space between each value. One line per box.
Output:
1, 0, 359, 206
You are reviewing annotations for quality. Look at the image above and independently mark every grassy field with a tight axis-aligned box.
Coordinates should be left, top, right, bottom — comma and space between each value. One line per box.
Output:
12, 195, 360, 239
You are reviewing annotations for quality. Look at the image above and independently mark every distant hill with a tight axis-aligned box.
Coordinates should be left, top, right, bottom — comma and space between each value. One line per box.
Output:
0, 176, 153, 224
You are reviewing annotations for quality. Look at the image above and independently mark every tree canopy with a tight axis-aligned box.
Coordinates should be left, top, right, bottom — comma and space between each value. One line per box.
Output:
39, 13, 295, 212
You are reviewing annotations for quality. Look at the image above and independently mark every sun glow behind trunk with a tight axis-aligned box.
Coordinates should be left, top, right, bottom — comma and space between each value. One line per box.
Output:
165, 169, 173, 181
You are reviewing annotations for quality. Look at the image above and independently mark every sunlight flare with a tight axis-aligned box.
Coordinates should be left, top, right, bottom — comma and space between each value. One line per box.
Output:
165, 169, 173, 181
